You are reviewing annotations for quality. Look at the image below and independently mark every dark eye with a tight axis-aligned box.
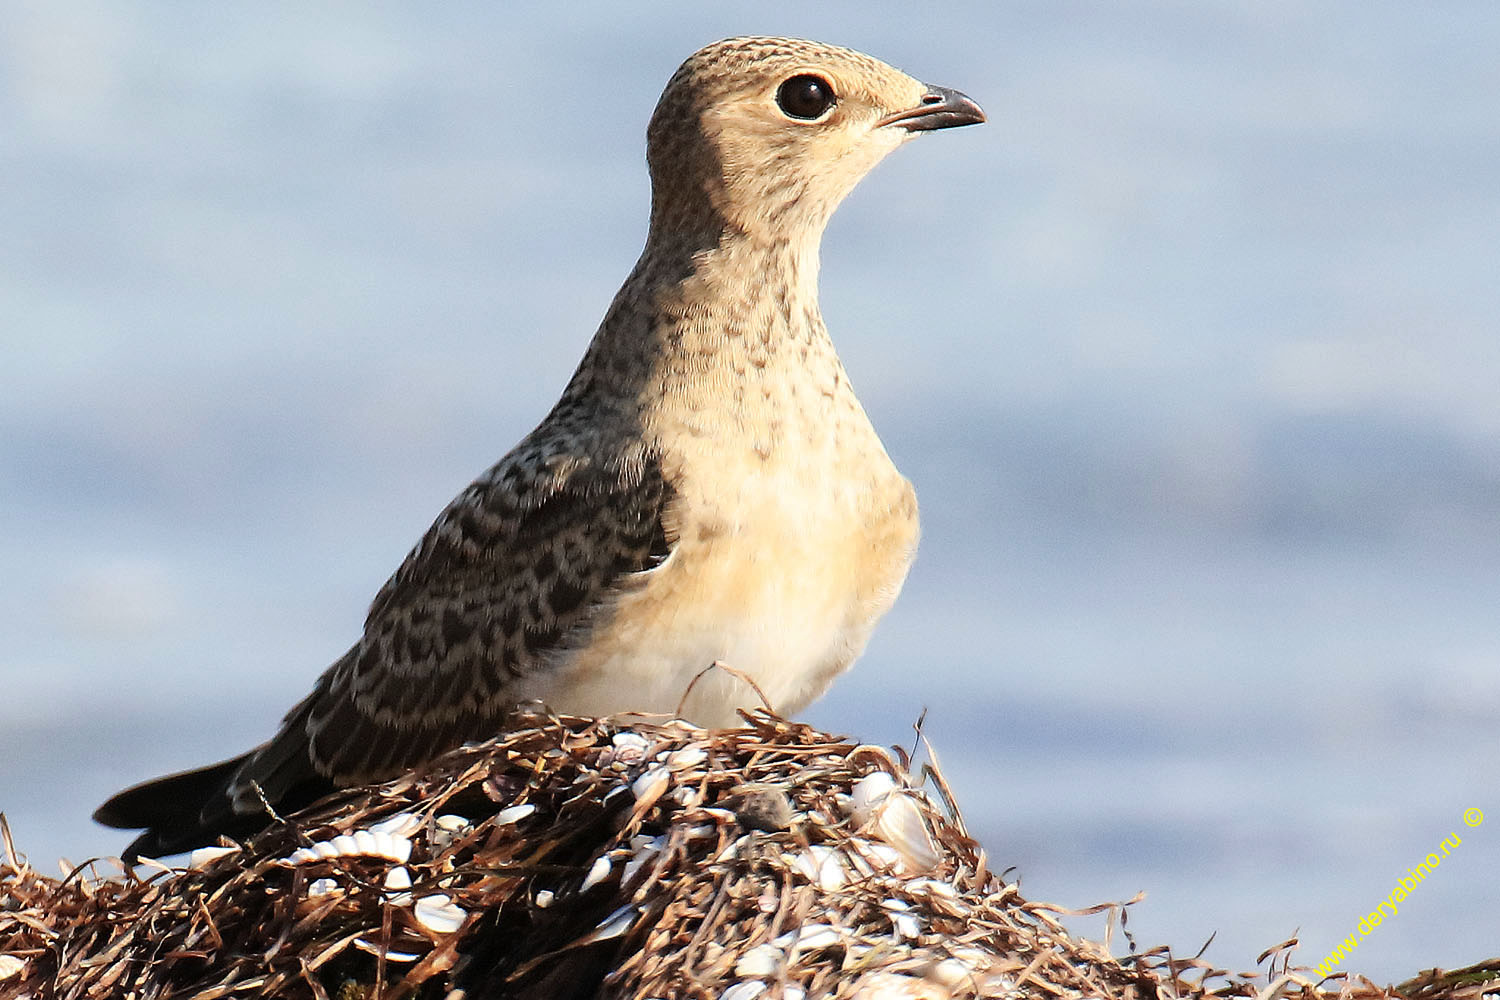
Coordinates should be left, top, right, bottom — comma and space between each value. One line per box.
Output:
775, 74, 836, 121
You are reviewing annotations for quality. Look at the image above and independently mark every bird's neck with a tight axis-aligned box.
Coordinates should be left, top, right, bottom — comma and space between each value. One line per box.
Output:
635, 226, 828, 358
545, 224, 870, 471
556, 227, 850, 443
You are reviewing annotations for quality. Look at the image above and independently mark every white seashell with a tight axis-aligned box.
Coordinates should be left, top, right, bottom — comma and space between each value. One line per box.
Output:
788, 845, 847, 890
783, 989, 805, 1000
849, 744, 899, 768
621, 854, 654, 885
383, 831, 413, 863
842, 841, 875, 878
580, 855, 613, 891
413, 893, 467, 935
698, 806, 738, 823
850, 972, 934, 999
383, 866, 413, 905
0, 954, 27, 981
980, 974, 1016, 994
670, 785, 703, 808
535, 889, 555, 908
849, 771, 898, 825
307, 877, 340, 897
430, 813, 472, 849
666, 743, 708, 770
495, 803, 536, 825
720, 981, 767, 1000
866, 790, 940, 873
612, 731, 651, 764
310, 842, 340, 861
352, 938, 423, 963
733, 943, 783, 978
368, 812, 421, 838
622, 835, 666, 883
927, 958, 974, 988
904, 877, 958, 899
852, 769, 940, 876
590, 905, 636, 941
773, 923, 843, 956
287, 831, 412, 866
882, 899, 920, 940
948, 946, 994, 973
187, 845, 238, 869
714, 834, 750, 862
631, 765, 671, 803
329, 834, 361, 857
353, 830, 384, 856
849, 839, 904, 872
795, 924, 845, 954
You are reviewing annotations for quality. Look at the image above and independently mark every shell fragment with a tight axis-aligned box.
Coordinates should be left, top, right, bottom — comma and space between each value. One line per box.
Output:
611, 731, 652, 765
368, 812, 422, 838
383, 866, 414, 905
589, 905, 637, 941
847, 772, 940, 872
787, 845, 848, 890
734, 943, 783, 978
631, 765, 671, 804
413, 893, 467, 935
581, 854, 613, 892
495, 803, 536, 825
187, 845, 238, 869
666, 743, 708, 770
720, 981, 767, 1000
352, 938, 423, 963
285, 829, 411, 866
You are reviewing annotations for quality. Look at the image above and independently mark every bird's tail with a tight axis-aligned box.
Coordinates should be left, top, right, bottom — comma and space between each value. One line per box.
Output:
93, 752, 254, 862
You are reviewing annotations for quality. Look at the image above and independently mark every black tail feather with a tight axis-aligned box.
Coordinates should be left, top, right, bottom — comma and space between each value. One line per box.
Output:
95, 740, 341, 862
94, 753, 253, 862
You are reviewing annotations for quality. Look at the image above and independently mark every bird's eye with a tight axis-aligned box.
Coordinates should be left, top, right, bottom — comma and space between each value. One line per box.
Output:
775, 74, 836, 121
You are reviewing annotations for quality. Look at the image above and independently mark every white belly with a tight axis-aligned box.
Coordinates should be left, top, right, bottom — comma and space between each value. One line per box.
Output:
515, 459, 918, 727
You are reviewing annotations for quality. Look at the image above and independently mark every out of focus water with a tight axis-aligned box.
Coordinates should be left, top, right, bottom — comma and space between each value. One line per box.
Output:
3, 1, 1498, 982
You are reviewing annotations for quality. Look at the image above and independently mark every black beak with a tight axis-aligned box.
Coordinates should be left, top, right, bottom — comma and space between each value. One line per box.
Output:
877, 85, 986, 132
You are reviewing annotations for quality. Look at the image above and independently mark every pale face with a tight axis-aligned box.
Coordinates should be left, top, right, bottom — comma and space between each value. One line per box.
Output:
698, 53, 927, 233
647, 37, 984, 243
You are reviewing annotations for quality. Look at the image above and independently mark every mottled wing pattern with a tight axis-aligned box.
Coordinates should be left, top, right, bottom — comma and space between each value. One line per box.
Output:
227, 442, 674, 813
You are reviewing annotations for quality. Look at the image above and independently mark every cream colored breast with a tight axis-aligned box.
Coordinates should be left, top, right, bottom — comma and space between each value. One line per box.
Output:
530, 410, 919, 727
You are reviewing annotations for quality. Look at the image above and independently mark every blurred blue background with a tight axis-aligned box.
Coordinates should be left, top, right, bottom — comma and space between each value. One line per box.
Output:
3, 0, 1497, 983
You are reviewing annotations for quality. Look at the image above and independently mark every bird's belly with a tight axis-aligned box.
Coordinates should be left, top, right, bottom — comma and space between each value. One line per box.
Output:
526, 467, 917, 727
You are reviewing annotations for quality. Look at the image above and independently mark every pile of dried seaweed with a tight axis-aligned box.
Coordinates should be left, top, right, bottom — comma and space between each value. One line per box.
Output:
2, 711, 1496, 999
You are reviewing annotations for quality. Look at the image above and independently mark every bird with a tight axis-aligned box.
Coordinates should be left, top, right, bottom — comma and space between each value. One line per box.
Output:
93, 36, 984, 861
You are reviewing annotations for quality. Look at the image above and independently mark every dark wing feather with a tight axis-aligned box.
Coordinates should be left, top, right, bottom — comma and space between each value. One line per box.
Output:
225, 444, 675, 814
95, 441, 674, 858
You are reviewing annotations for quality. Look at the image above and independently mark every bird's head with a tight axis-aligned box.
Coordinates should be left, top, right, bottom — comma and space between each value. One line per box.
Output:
645, 36, 984, 250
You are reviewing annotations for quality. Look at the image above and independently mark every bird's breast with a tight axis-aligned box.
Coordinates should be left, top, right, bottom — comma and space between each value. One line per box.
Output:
533, 395, 918, 727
